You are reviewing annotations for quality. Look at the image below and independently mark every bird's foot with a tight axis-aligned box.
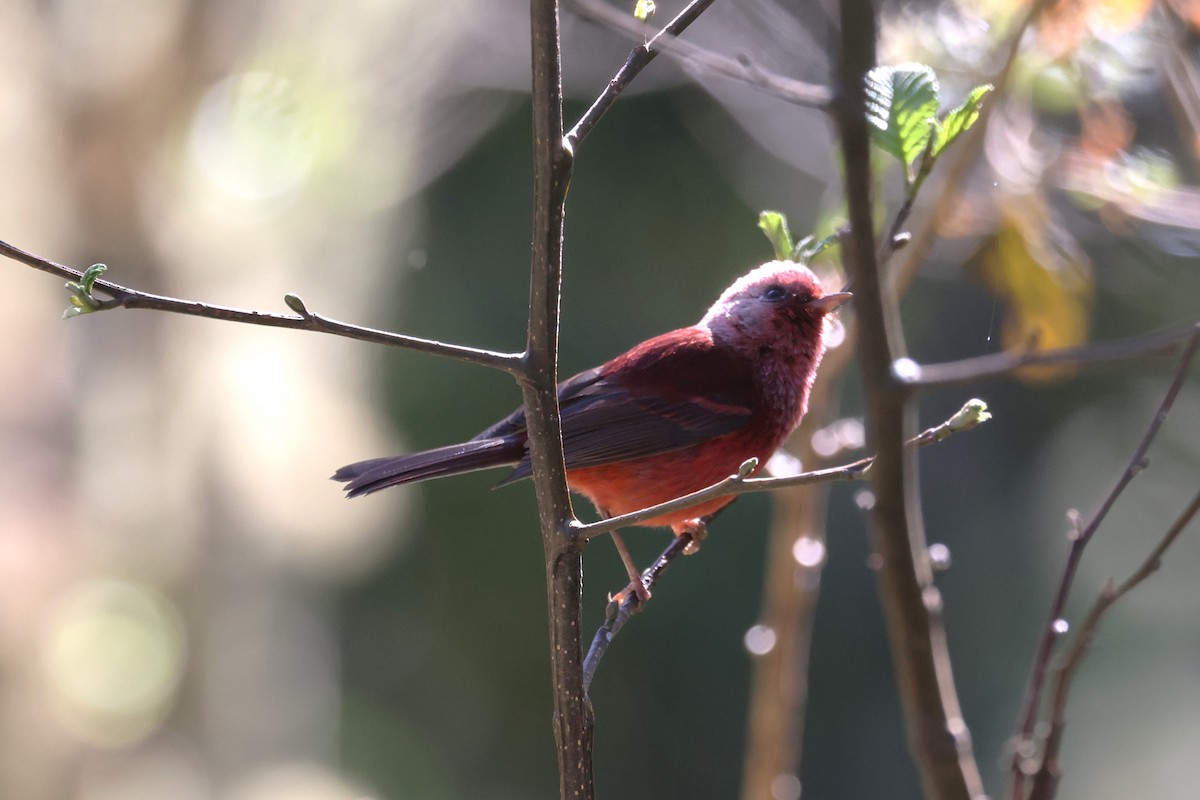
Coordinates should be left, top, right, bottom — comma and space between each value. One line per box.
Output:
608, 572, 651, 611
678, 519, 709, 555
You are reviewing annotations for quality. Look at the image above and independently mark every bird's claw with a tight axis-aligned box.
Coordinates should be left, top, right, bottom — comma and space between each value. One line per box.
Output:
679, 519, 709, 555
609, 578, 652, 611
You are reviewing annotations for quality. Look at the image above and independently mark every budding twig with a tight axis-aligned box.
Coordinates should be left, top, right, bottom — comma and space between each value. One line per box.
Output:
0, 238, 522, 374
576, 399, 992, 540
577, 399, 993, 690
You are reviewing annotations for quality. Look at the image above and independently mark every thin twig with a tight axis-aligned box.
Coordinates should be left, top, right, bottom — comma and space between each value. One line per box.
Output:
579, 401, 990, 693
577, 400, 987, 539
566, 0, 720, 152
908, 321, 1200, 390
583, 533, 692, 690
1028, 487, 1200, 800
0, 238, 522, 374
577, 459, 863, 538
1010, 326, 1200, 800
568, 0, 831, 115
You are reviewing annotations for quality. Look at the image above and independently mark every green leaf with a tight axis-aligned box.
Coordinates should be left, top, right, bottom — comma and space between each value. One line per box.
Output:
866, 64, 940, 180
633, 0, 655, 21
758, 211, 794, 261
62, 263, 108, 320
795, 232, 839, 264
933, 84, 993, 157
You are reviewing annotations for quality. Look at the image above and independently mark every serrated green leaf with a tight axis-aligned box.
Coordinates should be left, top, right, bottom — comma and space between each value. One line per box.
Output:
758, 211, 794, 261
866, 63, 940, 181
933, 84, 993, 157
633, 0, 655, 21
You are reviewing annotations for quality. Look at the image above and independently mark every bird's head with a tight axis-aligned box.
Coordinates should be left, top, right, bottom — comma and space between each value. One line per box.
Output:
699, 261, 851, 353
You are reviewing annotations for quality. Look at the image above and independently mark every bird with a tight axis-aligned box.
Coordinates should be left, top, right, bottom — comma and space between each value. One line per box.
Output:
333, 261, 850, 554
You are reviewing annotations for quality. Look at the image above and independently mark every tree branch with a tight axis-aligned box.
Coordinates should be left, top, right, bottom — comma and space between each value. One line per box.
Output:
566, 0, 720, 152
577, 399, 989, 536
568, 0, 832, 113
906, 321, 1200, 390
527, 3, 594, 799
0, 238, 522, 374
836, 0, 984, 797
579, 400, 990, 698
1028, 487, 1200, 800
1010, 326, 1200, 800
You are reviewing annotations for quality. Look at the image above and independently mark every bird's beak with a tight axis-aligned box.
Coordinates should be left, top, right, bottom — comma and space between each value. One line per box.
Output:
810, 291, 852, 313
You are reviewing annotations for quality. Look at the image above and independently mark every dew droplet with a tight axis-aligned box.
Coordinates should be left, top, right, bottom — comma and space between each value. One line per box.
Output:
811, 426, 840, 458
765, 450, 803, 478
892, 357, 921, 382
1052, 618, 1070, 635
922, 586, 943, 613
928, 543, 952, 571
792, 536, 826, 568
743, 624, 777, 656
836, 417, 865, 449
770, 773, 802, 800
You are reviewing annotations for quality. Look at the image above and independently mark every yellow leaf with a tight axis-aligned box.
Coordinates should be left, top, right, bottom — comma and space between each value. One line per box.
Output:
982, 194, 1094, 382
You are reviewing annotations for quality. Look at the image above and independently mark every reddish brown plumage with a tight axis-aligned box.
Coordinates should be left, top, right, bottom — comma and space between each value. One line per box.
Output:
333, 261, 849, 535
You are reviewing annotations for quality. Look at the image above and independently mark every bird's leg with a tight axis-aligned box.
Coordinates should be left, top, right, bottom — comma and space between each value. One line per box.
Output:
608, 529, 651, 605
676, 500, 736, 555
585, 506, 740, 689
606, 498, 742, 608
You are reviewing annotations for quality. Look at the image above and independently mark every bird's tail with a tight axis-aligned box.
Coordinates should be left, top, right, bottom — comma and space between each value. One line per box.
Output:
332, 436, 525, 498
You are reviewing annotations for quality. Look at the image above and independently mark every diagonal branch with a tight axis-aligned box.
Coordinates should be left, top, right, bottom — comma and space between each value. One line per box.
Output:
568, 0, 831, 117
1029, 486, 1200, 800
577, 399, 990, 539
566, 0, 720, 152
0, 238, 522, 374
1010, 325, 1200, 800
578, 400, 991, 692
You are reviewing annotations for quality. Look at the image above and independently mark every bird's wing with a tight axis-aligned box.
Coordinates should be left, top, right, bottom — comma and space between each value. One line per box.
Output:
496, 327, 759, 484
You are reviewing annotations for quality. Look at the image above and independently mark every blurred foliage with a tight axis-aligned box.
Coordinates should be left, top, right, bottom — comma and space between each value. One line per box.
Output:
983, 194, 1094, 381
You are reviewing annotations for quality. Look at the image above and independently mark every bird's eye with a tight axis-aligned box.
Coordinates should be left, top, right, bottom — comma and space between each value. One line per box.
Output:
763, 285, 787, 301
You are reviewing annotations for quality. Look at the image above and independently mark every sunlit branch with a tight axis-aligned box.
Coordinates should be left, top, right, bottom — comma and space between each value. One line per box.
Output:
568, 0, 831, 114
577, 399, 989, 540
909, 321, 1200, 390
567, 0, 720, 151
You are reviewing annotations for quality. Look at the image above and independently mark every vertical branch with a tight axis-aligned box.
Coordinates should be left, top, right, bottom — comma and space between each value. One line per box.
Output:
527, 1, 591, 798
834, 0, 982, 798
